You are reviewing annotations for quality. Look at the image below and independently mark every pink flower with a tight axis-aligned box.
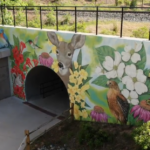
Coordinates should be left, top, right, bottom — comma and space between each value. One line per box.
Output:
90, 106, 108, 122
130, 100, 150, 122
39, 52, 53, 67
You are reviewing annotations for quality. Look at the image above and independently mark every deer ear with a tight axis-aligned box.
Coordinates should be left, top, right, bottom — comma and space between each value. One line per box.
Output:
47, 31, 59, 47
70, 34, 85, 50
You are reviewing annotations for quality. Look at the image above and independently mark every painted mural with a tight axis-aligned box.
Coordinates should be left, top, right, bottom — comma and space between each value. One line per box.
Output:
1, 26, 150, 125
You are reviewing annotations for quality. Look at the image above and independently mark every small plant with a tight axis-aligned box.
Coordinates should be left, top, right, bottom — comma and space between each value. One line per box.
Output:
15, 9, 25, 26
133, 121, 150, 150
45, 10, 56, 26
132, 27, 149, 39
118, 0, 123, 5
60, 13, 71, 25
3, 8, 13, 25
130, 0, 137, 8
124, 0, 131, 6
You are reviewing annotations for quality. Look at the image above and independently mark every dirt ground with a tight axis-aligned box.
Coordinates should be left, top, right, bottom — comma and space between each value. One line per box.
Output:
31, 118, 141, 150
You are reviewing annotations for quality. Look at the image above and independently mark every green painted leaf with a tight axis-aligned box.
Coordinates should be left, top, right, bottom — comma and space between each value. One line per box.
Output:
144, 68, 150, 77
92, 75, 108, 87
23, 51, 31, 61
80, 64, 88, 70
136, 44, 146, 69
13, 35, 20, 49
32, 51, 38, 60
85, 90, 90, 96
96, 46, 115, 64
85, 102, 90, 108
77, 49, 82, 66
83, 77, 92, 85
145, 79, 150, 93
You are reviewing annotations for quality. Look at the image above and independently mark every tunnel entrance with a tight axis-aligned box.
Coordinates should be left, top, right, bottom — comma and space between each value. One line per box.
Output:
25, 66, 70, 115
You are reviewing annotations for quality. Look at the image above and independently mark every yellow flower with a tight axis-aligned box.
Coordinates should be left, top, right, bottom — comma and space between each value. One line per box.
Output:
75, 95, 82, 103
81, 84, 89, 93
68, 84, 75, 95
74, 71, 79, 78
77, 76, 83, 86
74, 61, 78, 69
74, 104, 81, 119
80, 69, 88, 80
78, 89, 86, 100
81, 109, 88, 118
73, 85, 79, 94
69, 74, 76, 84
81, 102, 85, 108
52, 46, 56, 53
69, 95, 75, 103
51, 61, 59, 73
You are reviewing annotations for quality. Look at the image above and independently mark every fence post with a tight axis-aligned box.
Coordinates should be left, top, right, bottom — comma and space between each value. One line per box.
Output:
25, 6, 28, 28
75, 6, 77, 33
96, 6, 98, 35
13, 6, 15, 27
56, 6, 58, 31
24, 130, 30, 150
120, 7, 124, 38
149, 28, 150, 41
40, 6, 42, 29
70, 103, 74, 120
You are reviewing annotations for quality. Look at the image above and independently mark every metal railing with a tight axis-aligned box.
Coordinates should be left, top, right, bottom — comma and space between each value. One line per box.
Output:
0, 5, 150, 40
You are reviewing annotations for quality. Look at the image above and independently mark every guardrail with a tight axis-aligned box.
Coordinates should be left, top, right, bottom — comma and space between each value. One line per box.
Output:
18, 103, 74, 150
0, 5, 150, 40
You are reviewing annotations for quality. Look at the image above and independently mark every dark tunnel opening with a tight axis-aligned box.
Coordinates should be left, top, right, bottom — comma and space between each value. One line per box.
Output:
25, 66, 70, 115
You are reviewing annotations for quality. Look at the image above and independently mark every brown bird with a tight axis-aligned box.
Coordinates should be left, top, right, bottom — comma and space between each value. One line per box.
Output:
107, 80, 129, 124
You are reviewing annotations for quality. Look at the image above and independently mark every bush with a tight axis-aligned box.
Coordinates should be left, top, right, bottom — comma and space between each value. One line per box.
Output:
15, 9, 25, 26
124, 0, 131, 6
3, 9, 13, 25
133, 121, 150, 150
45, 10, 56, 26
132, 27, 149, 39
130, 0, 137, 7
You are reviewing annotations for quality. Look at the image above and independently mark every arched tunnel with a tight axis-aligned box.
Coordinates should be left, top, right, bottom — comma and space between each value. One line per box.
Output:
25, 66, 70, 115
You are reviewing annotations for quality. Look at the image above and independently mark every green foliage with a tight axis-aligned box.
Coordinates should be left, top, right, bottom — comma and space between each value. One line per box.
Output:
124, 0, 131, 6
118, 0, 123, 5
101, 29, 116, 36
133, 121, 150, 149
45, 10, 56, 26
15, 9, 25, 25
26, 0, 35, 6
78, 122, 113, 148
130, 0, 137, 7
132, 27, 149, 39
2, 0, 27, 6
3, 9, 13, 25
60, 13, 71, 25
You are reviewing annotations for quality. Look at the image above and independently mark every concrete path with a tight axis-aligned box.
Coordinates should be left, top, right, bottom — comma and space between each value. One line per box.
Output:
0, 96, 60, 150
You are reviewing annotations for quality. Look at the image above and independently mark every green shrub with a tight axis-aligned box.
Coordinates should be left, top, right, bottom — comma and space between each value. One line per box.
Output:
15, 9, 25, 25
124, 0, 131, 6
133, 121, 150, 150
60, 13, 71, 25
130, 0, 137, 7
118, 0, 123, 5
3, 8, 13, 25
101, 29, 116, 35
45, 10, 56, 26
132, 27, 149, 39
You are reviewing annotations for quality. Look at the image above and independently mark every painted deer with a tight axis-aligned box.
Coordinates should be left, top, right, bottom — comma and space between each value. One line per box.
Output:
47, 31, 86, 88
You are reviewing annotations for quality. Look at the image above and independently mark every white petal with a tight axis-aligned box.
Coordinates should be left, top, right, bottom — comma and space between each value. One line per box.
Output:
131, 53, 141, 63
131, 99, 139, 105
136, 69, 147, 83
114, 51, 121, 66
95, 66, 102, 75
135, 43, 142, 52
124, 45, 132, 52
121, 52, 130, 62
130, 91, 138, 99
135, 82, 148, 95
122, 76, 134, 91
121, 89, 129, 98
125, 64, 136, 78
103, 56, 114, 71
117, 62, 125, 78
105, 70, 117, 79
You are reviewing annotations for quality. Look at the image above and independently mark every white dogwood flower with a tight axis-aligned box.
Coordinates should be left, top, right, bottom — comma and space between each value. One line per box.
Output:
121, 89, 139, 105
122, 43, 142, 63
95, 65, 105, 75
102, 51, 125, 79
122, 64, 148, 95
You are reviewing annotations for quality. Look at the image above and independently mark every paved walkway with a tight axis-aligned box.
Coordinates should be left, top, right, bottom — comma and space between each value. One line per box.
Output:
0, 96, 60, 150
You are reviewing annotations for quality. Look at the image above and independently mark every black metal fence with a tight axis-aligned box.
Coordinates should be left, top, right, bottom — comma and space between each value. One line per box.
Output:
0, 5, 150, 40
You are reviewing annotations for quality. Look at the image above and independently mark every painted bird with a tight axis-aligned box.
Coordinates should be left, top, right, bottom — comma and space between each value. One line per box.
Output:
0, 29, 11, 48
107, 80, 129, 124
26, 36, 41, 49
